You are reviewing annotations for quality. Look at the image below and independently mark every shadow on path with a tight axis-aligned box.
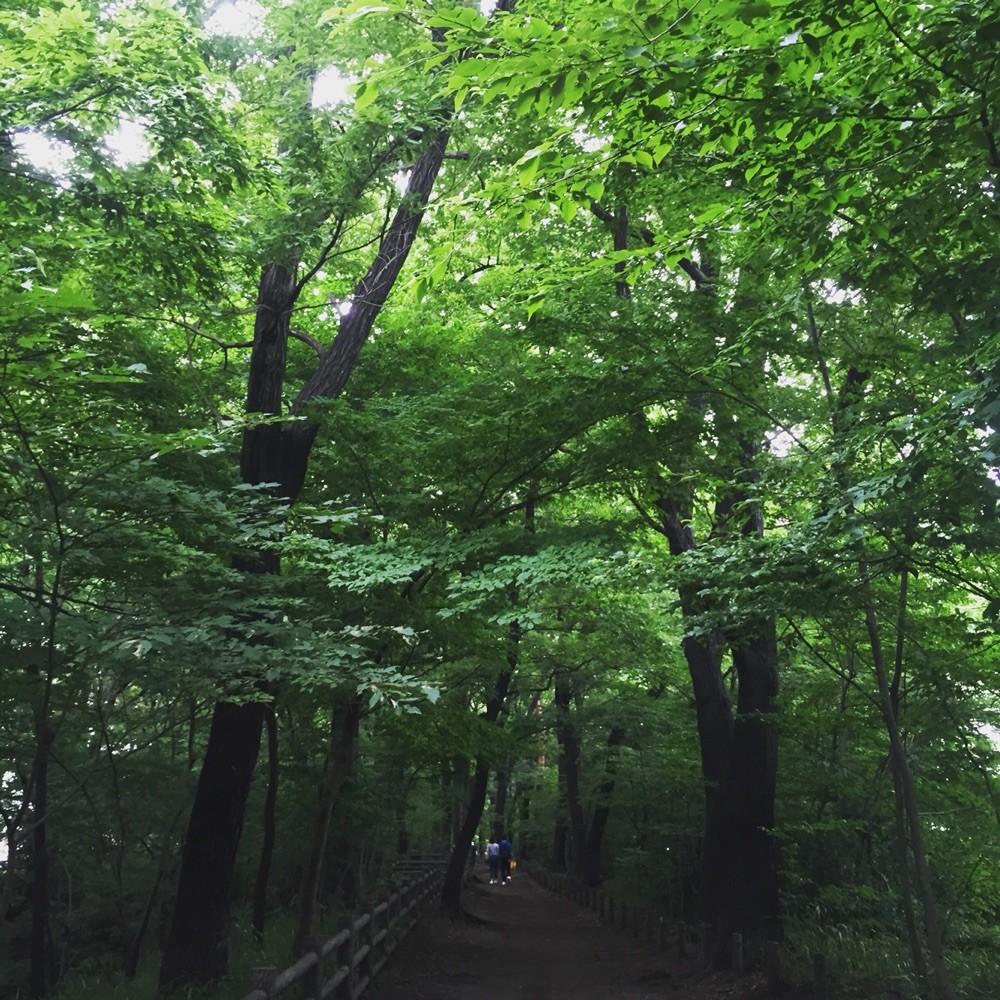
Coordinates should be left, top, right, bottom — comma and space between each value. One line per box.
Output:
370, 872, 770, 1000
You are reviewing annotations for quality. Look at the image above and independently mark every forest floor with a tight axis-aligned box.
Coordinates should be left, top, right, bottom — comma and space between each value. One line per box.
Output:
369, 869, 814, 1000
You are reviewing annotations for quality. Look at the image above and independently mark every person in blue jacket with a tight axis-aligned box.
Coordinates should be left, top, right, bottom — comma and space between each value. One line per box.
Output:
498, 836, 513, 883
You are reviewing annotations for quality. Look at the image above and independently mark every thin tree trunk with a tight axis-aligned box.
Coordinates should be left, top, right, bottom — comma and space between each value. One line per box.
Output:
251, 704, 279, 942
888, 567, 930, 995
441, 668, 512, 917
442, 758, 491, 917
293, 695, 362, 955
862, 573, 954, 1000
493, 768, 510, 836
553, 674, 587, 874
125, 808, 185, 979
29, 723, 53, 999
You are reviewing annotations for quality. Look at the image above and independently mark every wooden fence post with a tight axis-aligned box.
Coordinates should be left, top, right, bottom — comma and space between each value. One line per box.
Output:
731, 933, 744, 976
676, 921, 687, 959
700, 922, 712, 963
766, 941, 781, 994
336, 924, 354, 1000
301, 937, 323, 999
250, 967, 277, 997
360, 908, 375, 991
607, 895, 615, 925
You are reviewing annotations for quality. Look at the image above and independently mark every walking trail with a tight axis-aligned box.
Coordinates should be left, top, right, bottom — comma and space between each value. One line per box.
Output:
370, 869, 780, 1000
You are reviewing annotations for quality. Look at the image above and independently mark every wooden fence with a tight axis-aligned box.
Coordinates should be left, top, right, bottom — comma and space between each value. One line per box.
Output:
531, 867, 909, 999
240, 866, 442, 1000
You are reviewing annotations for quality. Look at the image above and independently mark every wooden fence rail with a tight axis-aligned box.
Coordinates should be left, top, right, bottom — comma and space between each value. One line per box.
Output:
529, 867, 905, 1000
241, 867, 441, 1000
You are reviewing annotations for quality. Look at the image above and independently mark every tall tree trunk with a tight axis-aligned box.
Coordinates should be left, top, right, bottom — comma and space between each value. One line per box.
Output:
492, 768, 510, 836
158, 701, 266, 988
160, 119, 455, 988
159, 261, 296, 991
656, 496, 734, 941
717, 436, 780, 941
441, 668, 512, 917
29, 723, 53, 999
888, 567, 930, 995
251, 704, 279, 942
293, 695, 362, 955
863, 574, 954, 1000
553, 674, 587, 874
727, 626, 779, 937
442, 758, 491, 917
579, 726, 626, 887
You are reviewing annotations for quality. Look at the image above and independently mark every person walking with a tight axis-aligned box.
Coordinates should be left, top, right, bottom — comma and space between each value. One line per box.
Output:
498, 835, 513, 883
486, 839, 500, 884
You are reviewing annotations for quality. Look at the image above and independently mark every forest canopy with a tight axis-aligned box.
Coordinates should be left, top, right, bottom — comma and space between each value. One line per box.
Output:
1, 1, 997, 998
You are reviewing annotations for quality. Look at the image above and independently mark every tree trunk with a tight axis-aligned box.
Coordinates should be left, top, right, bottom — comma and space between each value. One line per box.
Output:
293, 695, 362, 955
579, 726, 625, 887
251, 704, 279, 942
888, 567, 930, 994
553, 674, 587, 873
441, 758, 491, 918
727, 624, 779, 937
160, 92, 460, 993
159, 262, 296, 992
656, 497, 734, 940
158, 701, 266, 989
863, 576, 954, 1000
29, 723, 53, 999
492, 768, 510, 836
441, 668, 512, 916
280, 128, 452, 497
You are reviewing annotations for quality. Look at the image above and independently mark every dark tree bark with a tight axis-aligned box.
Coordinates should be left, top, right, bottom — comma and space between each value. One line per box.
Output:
159, 262, 296, 991
251, 704, 279, 942
29, 724, 53, 999
160, 125, 454, 990
727, 627, 779, 937
579, 726, 626, 888
158, 702, 266, 988
279, 128, 451, 498
441, 667, 512, 917
864, 575, 954, 1000
717, 436, 780, 943
655, 496, 735, 938
492, 768, 510, 836
553, 674, 587, 872
293, 695, 362, 955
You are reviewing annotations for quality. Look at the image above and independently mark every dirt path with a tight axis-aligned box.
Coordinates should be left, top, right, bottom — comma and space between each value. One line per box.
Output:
370, 871, 773, 1000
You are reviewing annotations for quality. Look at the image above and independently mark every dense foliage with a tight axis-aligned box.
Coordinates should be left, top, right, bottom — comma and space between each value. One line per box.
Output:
1, 1, 997, 998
